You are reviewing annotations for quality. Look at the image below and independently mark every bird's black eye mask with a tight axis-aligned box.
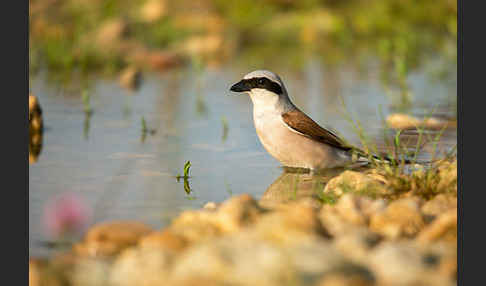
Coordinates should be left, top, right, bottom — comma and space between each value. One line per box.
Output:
230, 77, 283, 95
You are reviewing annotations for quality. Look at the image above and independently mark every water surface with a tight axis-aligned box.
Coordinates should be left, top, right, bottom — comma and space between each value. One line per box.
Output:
29, 60, 456, 257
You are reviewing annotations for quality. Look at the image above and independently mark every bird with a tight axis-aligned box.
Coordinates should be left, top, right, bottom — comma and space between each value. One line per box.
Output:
229, 70, 397, 171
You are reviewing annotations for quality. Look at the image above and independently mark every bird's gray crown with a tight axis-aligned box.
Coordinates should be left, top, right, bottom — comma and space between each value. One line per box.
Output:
230, 70, 284, 95
243, 70, 282, 85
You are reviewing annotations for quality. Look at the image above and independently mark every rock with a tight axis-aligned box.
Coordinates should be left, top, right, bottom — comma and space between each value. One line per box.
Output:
139, 0, 167, 23
421, 194, 457, 218
29, 130, 43, 164
417, 209, 457, 244
169, 194, 263, 243
31, 191, 458, 286
180, 34, 224, 58
29, 94, 43, 133
96, 19, 128, 47
216, 194, 263, 233
369, 197, 425, 239
169, 236, 293, 285
29, 258, 45, 286
436, 160, 458, 194
139, 230, 188, 253
29, 257, 64, 286
416, 242, 457, 280
334, 194, 370, 225
317, 271, 374, 286
170, 234, 351, 286
319, 194, 386, 236
74, 221, 153, 257
132, 50, 184, 72
119, 66, 142, 91
71, 258, 111, 286
110, 247, 173, 286
386, 113, 454, 130
173, 13, 225, 34
286, 239, 367, 284
319, 205, 353, 236
369, 241, 453, 286
323, 171, 388, 198
252, 200, 330, 244
333, 228, 382, 265
203, 201, 218, 210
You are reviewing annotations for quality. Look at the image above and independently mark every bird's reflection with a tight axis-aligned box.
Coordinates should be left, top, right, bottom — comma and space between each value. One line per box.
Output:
259, 166, 367, 208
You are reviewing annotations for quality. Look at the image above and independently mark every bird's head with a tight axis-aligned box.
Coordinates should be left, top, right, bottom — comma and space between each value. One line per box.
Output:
230, 70, 287, 99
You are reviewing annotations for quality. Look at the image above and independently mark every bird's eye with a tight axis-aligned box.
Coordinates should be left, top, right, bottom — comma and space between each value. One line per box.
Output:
258, 79, 264, 85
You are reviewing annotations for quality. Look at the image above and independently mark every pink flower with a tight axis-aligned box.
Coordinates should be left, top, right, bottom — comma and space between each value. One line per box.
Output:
43, 193, 91, 238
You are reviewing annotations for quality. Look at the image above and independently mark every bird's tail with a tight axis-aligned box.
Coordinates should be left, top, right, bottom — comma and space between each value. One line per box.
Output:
351, 147, 420, 166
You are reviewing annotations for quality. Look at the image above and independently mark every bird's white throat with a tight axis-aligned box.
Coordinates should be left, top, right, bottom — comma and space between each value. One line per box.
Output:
248, 89, 280, 109
248, 88, 294, 115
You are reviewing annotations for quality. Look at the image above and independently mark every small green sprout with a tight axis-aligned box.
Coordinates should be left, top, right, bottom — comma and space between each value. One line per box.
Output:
82, 90, 92, 140
176, 161, 194, 197
82, 90, 93, 115
176, 161, 191, 180
221, 116, 229, 142
141, 116, 156, 142
183, 177, 192, 194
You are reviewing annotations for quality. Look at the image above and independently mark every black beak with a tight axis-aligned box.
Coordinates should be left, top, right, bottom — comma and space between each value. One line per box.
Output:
230, 80, 249, 93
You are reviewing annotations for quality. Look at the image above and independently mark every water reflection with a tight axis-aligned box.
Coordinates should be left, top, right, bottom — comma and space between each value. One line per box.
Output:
29, 131, 43, 164
83, 113, 91, 140
259, 167, 352, 208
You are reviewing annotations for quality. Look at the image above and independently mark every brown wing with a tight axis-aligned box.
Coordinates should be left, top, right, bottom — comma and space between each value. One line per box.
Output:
281, 110, 352, 151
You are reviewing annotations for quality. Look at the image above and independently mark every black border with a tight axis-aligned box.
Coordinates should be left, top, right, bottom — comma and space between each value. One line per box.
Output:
461, 0, 486, 285
5, 0, 29, 284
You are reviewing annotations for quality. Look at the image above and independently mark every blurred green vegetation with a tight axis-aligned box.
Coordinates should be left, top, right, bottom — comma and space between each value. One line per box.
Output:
30, 0, 457, 79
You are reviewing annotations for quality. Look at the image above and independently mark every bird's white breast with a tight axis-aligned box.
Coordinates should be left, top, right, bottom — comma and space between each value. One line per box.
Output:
250, 94, 350, 169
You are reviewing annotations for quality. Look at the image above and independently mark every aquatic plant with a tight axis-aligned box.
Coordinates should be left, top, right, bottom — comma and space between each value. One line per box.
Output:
176, 161, 191, 181
221, 116, 229, 142
82, 90, 93, 115
141, 116, 156, 142
175, 161, 195, 198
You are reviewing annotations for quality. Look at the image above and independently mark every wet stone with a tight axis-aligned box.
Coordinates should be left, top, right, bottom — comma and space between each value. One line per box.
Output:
323, 171, 388, 198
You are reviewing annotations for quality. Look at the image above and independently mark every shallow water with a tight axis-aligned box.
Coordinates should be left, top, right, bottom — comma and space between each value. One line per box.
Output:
29, 60, 456, 257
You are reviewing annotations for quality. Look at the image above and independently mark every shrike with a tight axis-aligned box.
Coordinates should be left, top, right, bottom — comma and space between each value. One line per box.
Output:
230, 70, 392, 171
